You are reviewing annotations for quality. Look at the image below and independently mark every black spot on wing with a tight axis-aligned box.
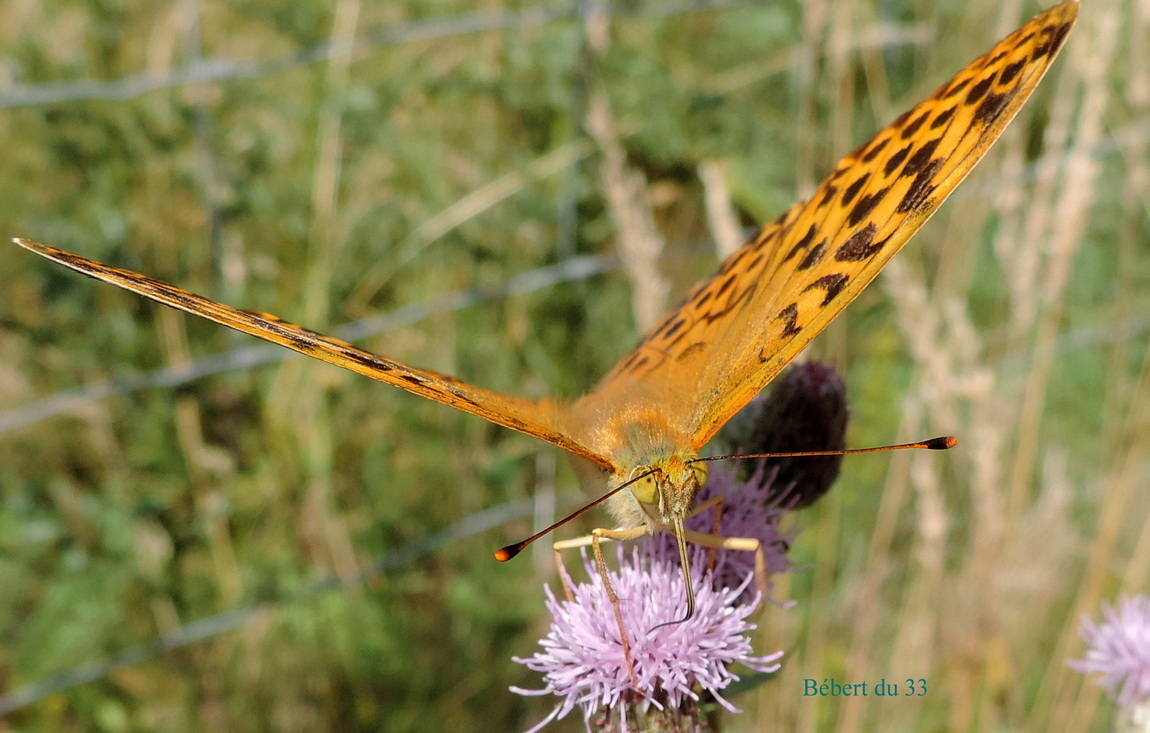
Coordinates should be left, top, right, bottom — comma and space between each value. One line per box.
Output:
783, 224, 818, 264
1035, 21, 1072, 58
903, 138, 941, 177
622, 352, 653, 374
662, 317, 687, 339
815, 183, 840, 210
777, 303, 801, 338
986, 50, 1009, 68
717, 246, 748, 276
847, 186, 890, 228
1000, 58, 1027, 85
884, 144, 912, 176
834, 223, 882, 262
701, 275, 758, 325
750, 217, 791, 255
896, 158, 944, 214
650, 310, 693, 347
841, 174, 870, 206
974, 90, 1013, 124
803, 273, 849, 306
825, 164, 851, 184
966, 74, 995, 105
797, 241, 828, 271
715, 272, 737, 297
889, 109, 913, 129
942, 76, 973, 101
860, 136, 890, 163
674, 341, 708, 363
900, 111, 930, 140
930, 106, 957, 130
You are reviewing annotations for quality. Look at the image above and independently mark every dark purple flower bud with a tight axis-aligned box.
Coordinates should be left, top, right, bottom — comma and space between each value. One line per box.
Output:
719, 362, 848, 509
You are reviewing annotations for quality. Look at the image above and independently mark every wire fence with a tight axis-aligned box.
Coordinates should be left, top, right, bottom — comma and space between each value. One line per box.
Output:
0, 0, 763, 109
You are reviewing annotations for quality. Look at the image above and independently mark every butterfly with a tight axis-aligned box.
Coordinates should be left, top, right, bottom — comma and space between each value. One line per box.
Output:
14, 0, 1076, 661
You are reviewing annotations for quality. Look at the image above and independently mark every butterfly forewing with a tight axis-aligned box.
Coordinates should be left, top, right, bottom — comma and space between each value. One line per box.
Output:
13, 238, 614, 471
591, 1, 1077, 449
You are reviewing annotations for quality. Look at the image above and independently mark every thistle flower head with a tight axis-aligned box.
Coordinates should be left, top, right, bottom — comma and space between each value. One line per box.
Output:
1068, 595, 1150, 707
512, 550, 782, 732
513, 463, 791, 731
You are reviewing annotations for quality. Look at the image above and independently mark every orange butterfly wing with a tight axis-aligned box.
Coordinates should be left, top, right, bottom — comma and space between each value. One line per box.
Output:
587, 1, 1077, 450
12, 238, 614, 472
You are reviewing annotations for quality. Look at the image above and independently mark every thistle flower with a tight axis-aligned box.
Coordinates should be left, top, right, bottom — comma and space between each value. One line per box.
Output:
512, 463, 790, 732
512, 549, 782, 732
1068, 595, 1150, 709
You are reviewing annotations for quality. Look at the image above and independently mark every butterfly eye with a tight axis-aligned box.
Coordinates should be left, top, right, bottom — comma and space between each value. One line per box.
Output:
691, 462, 708, 487
631, 474, 658, 505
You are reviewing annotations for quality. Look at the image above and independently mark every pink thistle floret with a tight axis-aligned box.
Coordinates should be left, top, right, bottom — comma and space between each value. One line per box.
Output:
1068, 595, 1150, 707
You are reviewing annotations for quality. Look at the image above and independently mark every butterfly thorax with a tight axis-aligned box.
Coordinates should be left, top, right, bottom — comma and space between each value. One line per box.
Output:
567, 386, 704, 535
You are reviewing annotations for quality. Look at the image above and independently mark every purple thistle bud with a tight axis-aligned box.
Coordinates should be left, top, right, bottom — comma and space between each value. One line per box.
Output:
719, 362, 849, 509
1068, 595, 1150, 708
513, 463, 790, 731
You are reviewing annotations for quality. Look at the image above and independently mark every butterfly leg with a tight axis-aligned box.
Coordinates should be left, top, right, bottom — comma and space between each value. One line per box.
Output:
684, 494, 725, 575
681, 529, 767, 613
553, 526, 648, 689
550, 533, 591, 603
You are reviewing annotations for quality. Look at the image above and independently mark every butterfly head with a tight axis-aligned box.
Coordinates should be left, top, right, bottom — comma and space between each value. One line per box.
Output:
613, 454, 709, 629
623, 454, 708, 531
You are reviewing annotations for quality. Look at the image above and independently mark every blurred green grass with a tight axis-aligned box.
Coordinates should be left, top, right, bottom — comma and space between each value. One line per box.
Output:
1, 1, 1146, 731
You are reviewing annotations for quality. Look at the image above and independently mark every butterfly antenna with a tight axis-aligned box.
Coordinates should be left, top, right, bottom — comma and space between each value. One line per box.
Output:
494, 470, 655, 562
696, 435, 956, 464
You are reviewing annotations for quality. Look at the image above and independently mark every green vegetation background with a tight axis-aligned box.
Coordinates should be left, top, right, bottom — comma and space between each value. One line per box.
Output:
0, 1, 1145, 731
